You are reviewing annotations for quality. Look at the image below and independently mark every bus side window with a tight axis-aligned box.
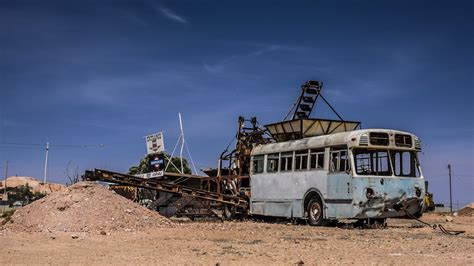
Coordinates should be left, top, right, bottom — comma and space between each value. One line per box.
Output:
330, 147, 349, 172
280, 152, 293, 172
391, 151, 420, 177
267, 153, 279, 173
310, 148, 324, 170
330, 152, 339, 172
295, 150, 308, 171
341, 150, 350, 171
252, 155, 264, 174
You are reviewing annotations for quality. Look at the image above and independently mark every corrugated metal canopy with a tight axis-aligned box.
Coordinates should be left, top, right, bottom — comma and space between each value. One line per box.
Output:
265, 118, 361, 142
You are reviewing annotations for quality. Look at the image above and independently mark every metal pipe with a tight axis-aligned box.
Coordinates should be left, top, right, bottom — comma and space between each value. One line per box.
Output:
178, 113, 184, 174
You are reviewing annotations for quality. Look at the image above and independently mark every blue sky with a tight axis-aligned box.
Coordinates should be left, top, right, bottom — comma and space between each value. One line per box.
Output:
1, 0, 473, 205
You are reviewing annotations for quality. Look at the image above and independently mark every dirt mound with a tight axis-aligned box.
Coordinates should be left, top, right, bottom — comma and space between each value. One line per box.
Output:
458, 203, 474, 216
5, 181, 173, 233
1, 176, 64, 194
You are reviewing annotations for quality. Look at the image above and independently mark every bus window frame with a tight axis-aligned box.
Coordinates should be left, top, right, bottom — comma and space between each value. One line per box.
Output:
353, 148, 392, 176
390, 150, 421, 178
294, 149, 309, 171
309, 148, 325, 170
266, 153, 280, 173
329, 146, 350, 173
352, 148, 423, 178
280, 151, 294, 172
252, 155, 265, 174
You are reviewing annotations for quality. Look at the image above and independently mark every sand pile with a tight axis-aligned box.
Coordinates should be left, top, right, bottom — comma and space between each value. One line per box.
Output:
1, 176, 65, 194
457, 203, 474, 216
5, 182, 173, 233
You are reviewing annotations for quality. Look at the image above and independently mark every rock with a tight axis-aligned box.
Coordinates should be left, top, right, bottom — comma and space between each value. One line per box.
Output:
445, 216, 454, 222
100, 231, 107, 235
71, 234, 79, 239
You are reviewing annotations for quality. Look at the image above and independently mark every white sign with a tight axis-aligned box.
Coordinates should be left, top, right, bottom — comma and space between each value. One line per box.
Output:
135, 171, 164, 179
146, 132, 165, 155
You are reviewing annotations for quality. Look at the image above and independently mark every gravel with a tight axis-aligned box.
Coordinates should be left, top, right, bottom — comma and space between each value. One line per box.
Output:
5, 181, 173, 233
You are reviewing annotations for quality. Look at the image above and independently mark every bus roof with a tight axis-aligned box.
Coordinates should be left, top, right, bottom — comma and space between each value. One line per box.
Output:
252, 128, 420, 155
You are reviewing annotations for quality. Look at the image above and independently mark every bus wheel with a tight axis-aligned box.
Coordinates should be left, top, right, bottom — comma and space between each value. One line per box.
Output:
307, 198, 325, 226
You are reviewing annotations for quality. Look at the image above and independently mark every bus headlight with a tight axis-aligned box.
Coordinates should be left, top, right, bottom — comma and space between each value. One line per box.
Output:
415, 187, 422, 197
366, 188, 374, 198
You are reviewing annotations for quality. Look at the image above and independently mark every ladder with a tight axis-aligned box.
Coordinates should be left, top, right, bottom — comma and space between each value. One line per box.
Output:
284, 80, 345, 121
293, 80, 322, 119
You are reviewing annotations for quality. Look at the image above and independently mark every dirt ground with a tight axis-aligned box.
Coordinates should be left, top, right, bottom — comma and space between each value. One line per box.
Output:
1, 213, 472, 265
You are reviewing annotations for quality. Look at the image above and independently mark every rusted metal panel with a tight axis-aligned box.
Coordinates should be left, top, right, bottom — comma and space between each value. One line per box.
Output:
351, 176, 425, 218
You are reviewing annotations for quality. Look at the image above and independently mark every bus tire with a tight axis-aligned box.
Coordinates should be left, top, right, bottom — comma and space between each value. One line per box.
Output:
307, 197, 325, 226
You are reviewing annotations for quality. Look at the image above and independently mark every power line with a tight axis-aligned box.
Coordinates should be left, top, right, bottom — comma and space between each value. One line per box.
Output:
0, 145, 45, 150
0, 142, 105, 148
0, 142, 44, 146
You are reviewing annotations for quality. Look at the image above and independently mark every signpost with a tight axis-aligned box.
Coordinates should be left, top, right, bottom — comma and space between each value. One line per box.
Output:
146, 132, 165, 155
136, 132, 166, 179
135, 171, 164, 179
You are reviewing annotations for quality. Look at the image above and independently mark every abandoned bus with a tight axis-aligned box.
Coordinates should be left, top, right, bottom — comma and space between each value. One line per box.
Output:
249, 128, 425, 225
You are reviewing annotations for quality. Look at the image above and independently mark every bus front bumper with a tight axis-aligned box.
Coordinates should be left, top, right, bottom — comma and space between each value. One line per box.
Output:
353, 196, 423, 219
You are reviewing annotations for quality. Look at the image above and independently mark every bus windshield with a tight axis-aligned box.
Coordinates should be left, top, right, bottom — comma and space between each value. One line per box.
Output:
353, 148, 421, 177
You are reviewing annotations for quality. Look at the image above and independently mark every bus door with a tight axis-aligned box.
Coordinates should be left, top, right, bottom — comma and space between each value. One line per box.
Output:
326, 148, 353, 217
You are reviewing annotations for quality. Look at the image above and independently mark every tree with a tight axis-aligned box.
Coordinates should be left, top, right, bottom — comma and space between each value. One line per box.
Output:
127, 153, 191, 175
127, 153, 192, 203
8, 183, 46, 204
65, 160, 81, 186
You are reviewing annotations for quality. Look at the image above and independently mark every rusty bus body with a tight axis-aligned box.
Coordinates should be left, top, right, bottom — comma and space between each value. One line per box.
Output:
250, 129, 425, 223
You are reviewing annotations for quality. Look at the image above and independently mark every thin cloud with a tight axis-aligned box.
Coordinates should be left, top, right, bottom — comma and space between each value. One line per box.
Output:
158, 6, 187, 24
125, 12, 148, 27
253, 44, 283, 56
203, 44, 306, 73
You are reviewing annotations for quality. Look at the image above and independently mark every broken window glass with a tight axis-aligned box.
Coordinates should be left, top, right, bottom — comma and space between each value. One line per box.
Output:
369, 132, 389, 146
252, 155, 264, 174
354, 148, 391, 176
395, 134, 413, 148
267, 153, 279, 173
330, 146, 349, 172
391, 150, 420, 177
280, 152, 293, 172
309, 148, 324, 169
295, 150, 309, 171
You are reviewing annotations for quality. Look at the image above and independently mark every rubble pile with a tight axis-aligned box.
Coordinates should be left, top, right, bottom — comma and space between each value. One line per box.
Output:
5, 182, 172, 233
457, 203, 474, 216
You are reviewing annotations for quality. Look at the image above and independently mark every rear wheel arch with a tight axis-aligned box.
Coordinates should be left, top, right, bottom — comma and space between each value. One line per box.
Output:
303, 188, 325, 214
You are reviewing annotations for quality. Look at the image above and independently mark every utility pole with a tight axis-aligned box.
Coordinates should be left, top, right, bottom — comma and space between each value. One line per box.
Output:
43, 142, 49, 185
3, 160, 8, 195
448, 164, 453, 214
3, 160, 8, 212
